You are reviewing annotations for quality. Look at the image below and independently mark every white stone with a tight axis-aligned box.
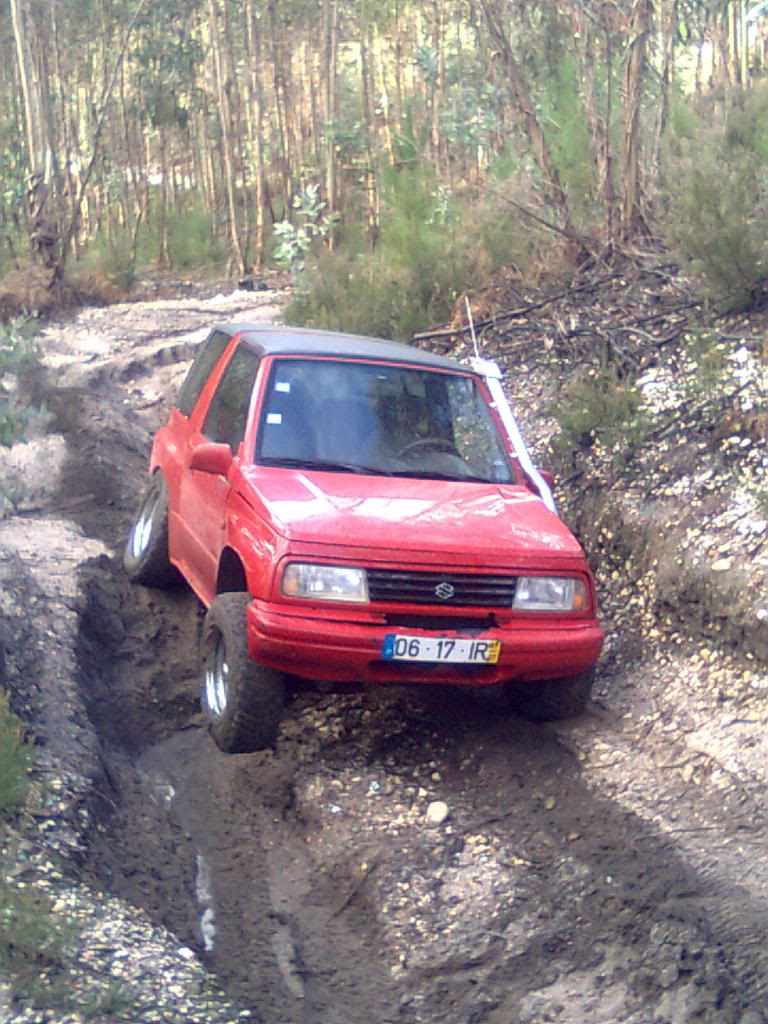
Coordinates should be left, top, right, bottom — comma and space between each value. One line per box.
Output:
425, 801, 450, 826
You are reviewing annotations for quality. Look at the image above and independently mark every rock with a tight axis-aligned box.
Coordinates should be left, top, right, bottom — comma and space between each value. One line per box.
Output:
425, 801, 450, 826
738, 1013, 765, 1024
710, 558, 732, 571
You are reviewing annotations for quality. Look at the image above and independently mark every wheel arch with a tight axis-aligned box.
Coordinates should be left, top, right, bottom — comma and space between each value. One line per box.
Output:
216, 546, 248, 594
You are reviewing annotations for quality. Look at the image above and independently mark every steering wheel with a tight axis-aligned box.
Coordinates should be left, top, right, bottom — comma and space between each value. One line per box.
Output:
396, 437, 460, 457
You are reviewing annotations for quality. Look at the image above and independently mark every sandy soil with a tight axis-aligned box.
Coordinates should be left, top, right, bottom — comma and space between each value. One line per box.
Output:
1, 288, 766, 1024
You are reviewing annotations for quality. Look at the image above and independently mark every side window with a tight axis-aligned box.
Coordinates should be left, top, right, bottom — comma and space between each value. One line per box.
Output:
202, 345, 261, 451
176, 330, 232, 416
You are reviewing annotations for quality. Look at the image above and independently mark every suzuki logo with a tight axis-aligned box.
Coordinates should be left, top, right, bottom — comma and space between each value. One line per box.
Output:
435, 581, 455, 601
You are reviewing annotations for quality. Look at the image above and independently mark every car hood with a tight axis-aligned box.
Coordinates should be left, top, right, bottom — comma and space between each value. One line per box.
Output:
236, 467, 586, 566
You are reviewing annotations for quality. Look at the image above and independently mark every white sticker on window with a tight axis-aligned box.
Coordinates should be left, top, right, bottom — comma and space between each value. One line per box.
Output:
275, 382, 291, 393
266, 413, 283, 425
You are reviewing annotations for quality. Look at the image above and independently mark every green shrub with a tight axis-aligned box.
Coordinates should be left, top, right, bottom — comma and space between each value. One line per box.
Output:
0, 692, 29, 817
285, 168, 535, 340
0, 866, 133, 1019
541, 54, 594, 211
81, 222, 138, 292
0, 877, 78, 994
273, 183, 340, 283
167, 201, 228, 270
0, 320, 42, 448
661, 86, 768, 312
551, 366, 646, 458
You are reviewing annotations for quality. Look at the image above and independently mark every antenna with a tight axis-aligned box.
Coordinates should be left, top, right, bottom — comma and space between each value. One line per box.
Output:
465, 295, 480, 359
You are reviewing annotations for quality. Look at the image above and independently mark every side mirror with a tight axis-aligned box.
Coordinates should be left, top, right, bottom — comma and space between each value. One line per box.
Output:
190, 441, 233, 476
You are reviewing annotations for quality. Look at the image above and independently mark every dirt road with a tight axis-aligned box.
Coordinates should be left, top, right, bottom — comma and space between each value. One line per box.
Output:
2, 289, 766, 1023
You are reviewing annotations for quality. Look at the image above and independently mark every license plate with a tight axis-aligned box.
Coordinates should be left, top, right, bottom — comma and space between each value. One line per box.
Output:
382, 634, 500, 664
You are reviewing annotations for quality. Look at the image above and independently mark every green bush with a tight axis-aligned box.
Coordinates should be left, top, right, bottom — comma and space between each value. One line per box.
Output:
167, 201, 228, 270
0, 691, 29, 817
284, 169, 536, 340
80, 219, 138, 292
0, 867, 133, 1019
551, 366, 646, 458
91, 194, 227, 276
0, 878, 78, 997
541, 54, 594, 211
0, 320, 42, 448
661, 86, 768, 312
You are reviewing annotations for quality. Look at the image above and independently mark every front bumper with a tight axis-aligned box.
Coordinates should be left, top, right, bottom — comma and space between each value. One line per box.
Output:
246, 601, 603, 686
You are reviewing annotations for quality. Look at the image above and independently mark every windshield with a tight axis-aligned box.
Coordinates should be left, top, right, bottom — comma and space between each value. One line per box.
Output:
254, 358, 515, 484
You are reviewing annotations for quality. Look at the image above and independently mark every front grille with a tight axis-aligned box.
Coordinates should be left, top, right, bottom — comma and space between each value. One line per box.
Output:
385, 613, 496, 630
367, 569, 516, 608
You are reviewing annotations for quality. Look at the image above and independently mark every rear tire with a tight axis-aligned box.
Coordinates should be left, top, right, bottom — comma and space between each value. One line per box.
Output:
506, 669, 595, 721
201, 593, 286, 753
123, 473, 179, 588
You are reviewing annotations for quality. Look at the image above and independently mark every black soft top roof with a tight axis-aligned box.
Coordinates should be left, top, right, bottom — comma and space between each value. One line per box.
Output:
219, 324, 466, 372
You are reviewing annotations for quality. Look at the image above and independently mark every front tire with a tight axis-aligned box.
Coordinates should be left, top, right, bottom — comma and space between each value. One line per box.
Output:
123, 473, 179, 587
201, 593, 286, 753
506, 669, 595, 721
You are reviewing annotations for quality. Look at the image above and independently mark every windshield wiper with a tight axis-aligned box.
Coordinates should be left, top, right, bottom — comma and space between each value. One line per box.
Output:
259, 456, 393, 475
394, 469, 497, 483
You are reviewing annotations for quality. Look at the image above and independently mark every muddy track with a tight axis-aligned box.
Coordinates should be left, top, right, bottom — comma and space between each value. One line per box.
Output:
9, 295, 767, 1023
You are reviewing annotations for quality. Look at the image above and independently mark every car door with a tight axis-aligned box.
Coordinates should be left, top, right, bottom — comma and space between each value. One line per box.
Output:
177, 343, 262, 601
157, 328, 233, 540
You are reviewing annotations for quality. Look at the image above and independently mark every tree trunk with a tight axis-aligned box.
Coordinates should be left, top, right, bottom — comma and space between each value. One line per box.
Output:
430, 0, 446, 173
565, 1, 616, 247
360, 15, 379, 247
480, 0, 585, 250
268, 0, 293, 212
245, 0, 267, 267
10, 0, 61, 268
620, 0, 652, 240
651, 0, 678, 192
323, 0, 339, 221
158, 128, 171, 267
209, 0, 246, 273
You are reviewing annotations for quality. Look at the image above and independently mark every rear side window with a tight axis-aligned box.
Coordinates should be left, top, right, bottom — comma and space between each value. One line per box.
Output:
202, 345, 261, 451
176, 330, 231, 416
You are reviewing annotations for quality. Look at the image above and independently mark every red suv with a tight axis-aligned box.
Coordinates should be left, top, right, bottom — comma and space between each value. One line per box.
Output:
124, 325, 603, 752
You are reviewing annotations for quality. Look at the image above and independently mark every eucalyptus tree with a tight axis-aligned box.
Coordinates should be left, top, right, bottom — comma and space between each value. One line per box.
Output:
0, 6, 27, 264
10, 0, 62, 268
4, 0, 768, 283
10, 0, 149, 275
621, 0, 653, 238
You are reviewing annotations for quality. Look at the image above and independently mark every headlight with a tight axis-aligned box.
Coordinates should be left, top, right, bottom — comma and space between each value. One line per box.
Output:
281, 563, 369, 603
513, 576, 587, 612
